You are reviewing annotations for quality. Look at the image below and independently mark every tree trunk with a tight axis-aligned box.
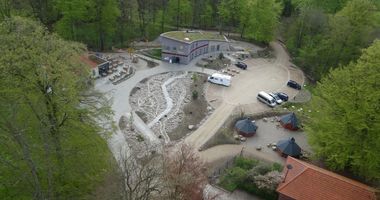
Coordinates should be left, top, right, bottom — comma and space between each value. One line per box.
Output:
176, 0, 180, 30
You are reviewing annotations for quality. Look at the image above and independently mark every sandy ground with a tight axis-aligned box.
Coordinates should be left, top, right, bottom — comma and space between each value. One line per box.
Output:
185, 42, 304, 152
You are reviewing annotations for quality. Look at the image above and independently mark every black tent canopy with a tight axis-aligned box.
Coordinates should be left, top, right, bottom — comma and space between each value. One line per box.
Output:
277, 137, 302, 157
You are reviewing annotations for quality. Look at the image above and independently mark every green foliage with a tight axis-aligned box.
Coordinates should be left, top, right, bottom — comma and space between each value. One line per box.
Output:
249, 164, 272, 177
219, 157, 281, 199
242, 0, 282, 43
235, 156, 259, 170
305, 40, 380, 181
271, 162, 283, 172
220, 166, 248, 191
167, 0, 193, 27
285, 0, 380, 80
239, 183, 278, 200
192, 90, 199, 99
0, 17, 113, 199
55, 0, 120, 50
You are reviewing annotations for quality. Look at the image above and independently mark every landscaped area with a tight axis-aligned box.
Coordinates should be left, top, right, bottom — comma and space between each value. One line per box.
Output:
218, 157, 282, 200
2, 0, 380, 199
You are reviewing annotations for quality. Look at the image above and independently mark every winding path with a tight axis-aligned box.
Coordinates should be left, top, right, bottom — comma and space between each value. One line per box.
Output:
95, 40, 304, 166
148, 72, 187, 128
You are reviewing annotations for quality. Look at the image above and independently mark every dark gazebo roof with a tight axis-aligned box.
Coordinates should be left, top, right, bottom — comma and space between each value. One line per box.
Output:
280, 113, 300, 130
277, 137, 301, 157
235, 118, 258, 136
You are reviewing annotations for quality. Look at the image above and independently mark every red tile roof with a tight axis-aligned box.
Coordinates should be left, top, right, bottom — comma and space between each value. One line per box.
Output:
80, 54, 98, 69
277, 157, 378, 200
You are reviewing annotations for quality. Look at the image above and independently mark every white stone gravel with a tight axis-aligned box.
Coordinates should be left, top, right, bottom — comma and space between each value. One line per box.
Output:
130, 72, 194, 141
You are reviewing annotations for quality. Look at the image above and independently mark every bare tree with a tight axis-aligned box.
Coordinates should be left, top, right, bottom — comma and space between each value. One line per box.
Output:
161, 143, 208, 200
119, 147, 162, 200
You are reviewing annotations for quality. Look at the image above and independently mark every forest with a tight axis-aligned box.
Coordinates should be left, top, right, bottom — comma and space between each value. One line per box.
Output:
0, 0, 379, 199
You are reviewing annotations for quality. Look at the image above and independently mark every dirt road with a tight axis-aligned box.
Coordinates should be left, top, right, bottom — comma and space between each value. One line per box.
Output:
185, 41, 304, 162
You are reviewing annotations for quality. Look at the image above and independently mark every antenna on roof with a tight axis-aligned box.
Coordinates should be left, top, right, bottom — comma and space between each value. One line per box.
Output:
283, 164, 293, 183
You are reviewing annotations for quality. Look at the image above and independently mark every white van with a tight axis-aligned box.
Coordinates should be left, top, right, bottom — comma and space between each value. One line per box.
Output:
208, 73, 231, 87
257, 91, 277, 107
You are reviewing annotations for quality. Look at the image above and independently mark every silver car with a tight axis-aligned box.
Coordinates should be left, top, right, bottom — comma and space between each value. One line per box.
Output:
269, 93, 283, 104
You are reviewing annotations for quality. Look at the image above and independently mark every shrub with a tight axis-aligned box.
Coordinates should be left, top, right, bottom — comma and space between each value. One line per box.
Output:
235, 157, 259, 170
192, 90, 198, 99
219, 167, 247, 191
272, 163, 283, 172
219, 52, 224, 59
248, 164, 272, 178
253, 171, 283, 191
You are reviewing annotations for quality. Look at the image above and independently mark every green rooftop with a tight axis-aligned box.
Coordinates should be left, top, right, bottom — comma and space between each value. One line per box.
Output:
161, 31, 226, 42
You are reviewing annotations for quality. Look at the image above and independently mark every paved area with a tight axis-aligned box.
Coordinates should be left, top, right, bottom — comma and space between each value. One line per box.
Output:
95, 40, 304, 170
185, 42, 304, 151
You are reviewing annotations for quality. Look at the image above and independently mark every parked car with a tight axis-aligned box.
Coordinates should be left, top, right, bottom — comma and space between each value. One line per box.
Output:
275, 92, 289, 101
269, 93, 283, 104
235, 61, 247, 70
287, 80, 301, 90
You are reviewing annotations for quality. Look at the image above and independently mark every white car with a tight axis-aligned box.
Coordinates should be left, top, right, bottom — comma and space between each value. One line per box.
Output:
269, 93, 283, 104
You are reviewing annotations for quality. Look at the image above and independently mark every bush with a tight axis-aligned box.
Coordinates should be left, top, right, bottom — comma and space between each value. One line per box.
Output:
239, 182, 278, 200
253, 171, 283, 191
272, 163, 283, 172
219, 167, 247, 191
235, 157, 259, 170
192, 90, 198, 99
219, 52, 224, 59
247, 164, 272, 179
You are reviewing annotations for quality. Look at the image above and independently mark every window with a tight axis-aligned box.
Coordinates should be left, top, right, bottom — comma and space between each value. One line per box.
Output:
165, 46, 170, 50
217, 45, 220, 51
179, 45, 183, 50
173, 46, 177, 51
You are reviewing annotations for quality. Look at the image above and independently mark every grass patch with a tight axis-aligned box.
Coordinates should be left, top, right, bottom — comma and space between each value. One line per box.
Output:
162, 31, 226, 42
141, 48, 162, 60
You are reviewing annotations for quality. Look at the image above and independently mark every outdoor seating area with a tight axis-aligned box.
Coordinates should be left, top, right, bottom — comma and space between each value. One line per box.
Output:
93, 54, 136, 84
220, 67, 240, 77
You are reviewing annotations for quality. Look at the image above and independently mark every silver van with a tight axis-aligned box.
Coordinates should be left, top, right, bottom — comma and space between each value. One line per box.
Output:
257, 91, 277, 107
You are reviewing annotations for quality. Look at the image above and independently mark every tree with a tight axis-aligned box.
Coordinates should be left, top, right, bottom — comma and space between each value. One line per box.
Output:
305, 40, 380, 181
119, 148, 162, 200
0, 17, 113, 199
287, 0, 379, 80
162, 143, 208, 200
242, 0, 282, 43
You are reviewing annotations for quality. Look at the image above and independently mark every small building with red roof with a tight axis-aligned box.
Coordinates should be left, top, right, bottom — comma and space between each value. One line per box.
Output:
277, 156, 378, 200
80, 54, 109, 78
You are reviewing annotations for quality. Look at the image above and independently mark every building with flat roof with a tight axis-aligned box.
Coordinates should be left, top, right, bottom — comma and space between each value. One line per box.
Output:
159, 30, 229, 64
80, 54, 109, 78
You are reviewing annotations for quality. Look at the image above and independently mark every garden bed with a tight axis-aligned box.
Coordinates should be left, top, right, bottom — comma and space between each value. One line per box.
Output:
217, 157, 282, 200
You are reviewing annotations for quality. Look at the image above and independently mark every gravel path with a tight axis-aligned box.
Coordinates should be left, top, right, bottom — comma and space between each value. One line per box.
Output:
95, 40, 304, 169
148, 72, 187, 128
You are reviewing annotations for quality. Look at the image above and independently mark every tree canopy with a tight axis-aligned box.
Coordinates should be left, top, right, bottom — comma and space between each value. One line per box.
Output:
285, 0, 380, 80
305, 40, 380, 181
0, 16, 113, 199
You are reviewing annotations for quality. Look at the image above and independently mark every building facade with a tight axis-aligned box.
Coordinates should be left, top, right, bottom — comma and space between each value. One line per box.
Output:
159, 31, 229, 64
